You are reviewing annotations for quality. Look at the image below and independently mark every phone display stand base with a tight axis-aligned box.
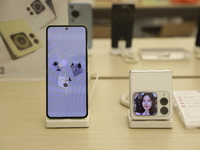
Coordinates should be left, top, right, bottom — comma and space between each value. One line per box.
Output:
110, 45, 132, 56
110, 41, 138, 63
46, 111, 89, 128
139, 48, 191, 60
128, 110, 173, 129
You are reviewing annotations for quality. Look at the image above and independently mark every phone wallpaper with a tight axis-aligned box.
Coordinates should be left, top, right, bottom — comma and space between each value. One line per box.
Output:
47, 26, 87, 118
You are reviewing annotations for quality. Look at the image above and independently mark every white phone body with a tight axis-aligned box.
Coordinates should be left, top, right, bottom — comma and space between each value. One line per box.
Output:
129, 70, 173, 121
24, 0, 56, 29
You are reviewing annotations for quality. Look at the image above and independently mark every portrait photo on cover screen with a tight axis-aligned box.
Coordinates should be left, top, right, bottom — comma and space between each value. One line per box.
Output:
133, 92, 157, 116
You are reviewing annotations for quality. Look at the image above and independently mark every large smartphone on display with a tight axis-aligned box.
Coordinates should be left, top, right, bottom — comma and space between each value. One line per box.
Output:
46, 25, 88, 119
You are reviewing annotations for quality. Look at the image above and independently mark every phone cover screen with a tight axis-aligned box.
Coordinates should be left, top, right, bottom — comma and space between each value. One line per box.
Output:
46, 26, 88, 118
133, 92, 157, 116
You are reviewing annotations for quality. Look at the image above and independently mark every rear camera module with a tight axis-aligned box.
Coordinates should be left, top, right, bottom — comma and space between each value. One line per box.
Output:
160, 98, 168, 105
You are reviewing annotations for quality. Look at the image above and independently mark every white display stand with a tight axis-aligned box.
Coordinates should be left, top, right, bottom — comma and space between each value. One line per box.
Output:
110, 40, 138, 63
46, 112, 90, 128
128, 110, 173, 129
139, 48, 191, 60
110, 41, 131, 55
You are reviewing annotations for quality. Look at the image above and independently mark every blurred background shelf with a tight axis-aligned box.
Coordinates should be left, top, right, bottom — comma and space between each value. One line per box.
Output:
70, 0, 200, 38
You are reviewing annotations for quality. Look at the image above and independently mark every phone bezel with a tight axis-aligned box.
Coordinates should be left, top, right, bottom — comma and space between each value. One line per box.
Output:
46, 25, 88, 119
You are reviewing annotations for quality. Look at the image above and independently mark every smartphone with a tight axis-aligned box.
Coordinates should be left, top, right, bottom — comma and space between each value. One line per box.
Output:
195, 14, 200, 47
129, 70, 173, 121
46, 25, 88, 119
68, 3, 92, 49
111, 4, 135, 48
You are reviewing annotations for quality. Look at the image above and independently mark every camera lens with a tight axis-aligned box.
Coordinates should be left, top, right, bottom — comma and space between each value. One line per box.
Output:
31, 0, 45, 14
160, 98, 168, 105
11, 33, 32, 50
33, 3, 42, 11
72, 10, 79, 18
114, 5, 133, 23
63, 83, 68, 87
33, 39, 39, 44
27, 7, 30, 11
160, 107, 168, 115
29, 33, 35, 38
17, 37, 26, 45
